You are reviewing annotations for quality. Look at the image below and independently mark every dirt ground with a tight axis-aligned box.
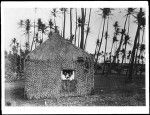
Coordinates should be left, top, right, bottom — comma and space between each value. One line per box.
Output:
5, 74, 145, 106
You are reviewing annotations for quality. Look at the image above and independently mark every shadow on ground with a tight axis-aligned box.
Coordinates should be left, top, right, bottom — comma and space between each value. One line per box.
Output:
10, 87, 28, 101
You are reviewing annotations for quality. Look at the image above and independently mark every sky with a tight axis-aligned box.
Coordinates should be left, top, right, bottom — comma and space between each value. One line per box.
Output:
3, 7, 145, 62
1, 2, 149, 114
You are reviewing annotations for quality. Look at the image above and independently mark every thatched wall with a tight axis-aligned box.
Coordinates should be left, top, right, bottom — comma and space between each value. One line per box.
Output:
24, 33, 94, 99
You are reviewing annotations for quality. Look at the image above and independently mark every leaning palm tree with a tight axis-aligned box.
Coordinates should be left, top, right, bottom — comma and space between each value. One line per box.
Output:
104, 16, 110, 63
121, 34, 132, 63
139, 44, 145, 64
128, 8, 145, 81
113, 8, 136, 63
110, 36, 118, 62
95, 8, 112, 64
84, 8, 92, 50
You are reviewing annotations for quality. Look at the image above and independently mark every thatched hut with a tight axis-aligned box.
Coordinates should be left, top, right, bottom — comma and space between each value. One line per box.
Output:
24, 33, 94, 99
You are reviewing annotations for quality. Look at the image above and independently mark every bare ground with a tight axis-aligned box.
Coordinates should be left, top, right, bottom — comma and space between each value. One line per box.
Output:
5, 74, 145, 106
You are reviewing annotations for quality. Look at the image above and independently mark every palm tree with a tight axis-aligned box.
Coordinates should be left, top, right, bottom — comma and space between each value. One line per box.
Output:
18, 19, 31, 51
37, 18, 45, 44
37, 18, 42, 31
113, 8, 135, 63
128, 8, 145, 81
10, 38, 17, 54
18, 20, 24, 28
24, 19, 31, 50
138, 18, 145, 64
35, 33, 39, 48
139, 44, 145, 64
77, 17, 82, 47
74, 9, 78, 46
110, 36, 118, 62
80, 8, 86, 49
41, 23, 47, 43
84, 8, 92, 50
48, 19, 54, 37
70, 8, 73, 42
51, 8, 58, 27
104, 16, 110, 63
31, 8, 37, 51
12, 38, 17, 45
25, 42, 29, 52
121, 34, 131, 63
95, 8, 112, 64
60, 8, 67, 38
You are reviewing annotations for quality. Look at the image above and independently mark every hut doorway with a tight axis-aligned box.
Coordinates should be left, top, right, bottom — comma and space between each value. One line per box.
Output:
61, 70, 77, 93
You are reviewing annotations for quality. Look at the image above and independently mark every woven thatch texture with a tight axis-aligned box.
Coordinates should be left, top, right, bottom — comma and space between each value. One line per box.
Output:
25, 33, 94, 99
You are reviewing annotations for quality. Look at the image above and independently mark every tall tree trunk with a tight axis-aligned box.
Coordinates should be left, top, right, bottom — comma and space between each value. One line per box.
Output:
42, 33, 43, 43
95, 18, 106, 64
110, 42, 114, 62
31, 8, 37, 51
139, 28, 145, 63
63, 11, 66, 38
84, 8, 86, 20
74, 9, 77, 46
134, 32, 140, 64
54, 17, 56, 27
94, 19, 103, 59
78, 27, 81, 47
104, 17, 109, 63
80, 8, 85, 49
31, 21, 36, 51
69, 8, 73, 42
84, 8, 92, 50
113, 15, 128, 63
122, 16, 131, 64
27, 32, 30, 50
128, 25, 141, 81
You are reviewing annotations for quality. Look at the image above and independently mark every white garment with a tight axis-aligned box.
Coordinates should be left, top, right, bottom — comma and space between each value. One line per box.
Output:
61, 71, 74, 80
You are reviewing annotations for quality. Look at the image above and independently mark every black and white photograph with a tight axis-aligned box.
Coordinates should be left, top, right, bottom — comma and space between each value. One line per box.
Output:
1, 1, 149, 114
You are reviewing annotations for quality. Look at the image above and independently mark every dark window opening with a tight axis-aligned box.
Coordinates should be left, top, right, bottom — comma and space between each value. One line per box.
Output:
61, 69, 77, 93
77, 57, 84, 63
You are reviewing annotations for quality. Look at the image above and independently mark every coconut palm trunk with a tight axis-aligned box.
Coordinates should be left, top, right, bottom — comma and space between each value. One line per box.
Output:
74, 9, 78, 45
27, 32, 30, 50
134, 33, 140, 64
128, 23, 141, 81
80, 8, 85, 49
104, 17, 109, 63
63, 10, 66, 38
78, 27, 81, 47
69, 8, 73, 42
31, 21, 36, 51
110, 41, 114, 62
95, 18, 106, 64
31, 8, 37, 51
122, 17, 131, 64
139, 28, 145, 63
112, 15, 128, 63
84, 8, 92, 50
